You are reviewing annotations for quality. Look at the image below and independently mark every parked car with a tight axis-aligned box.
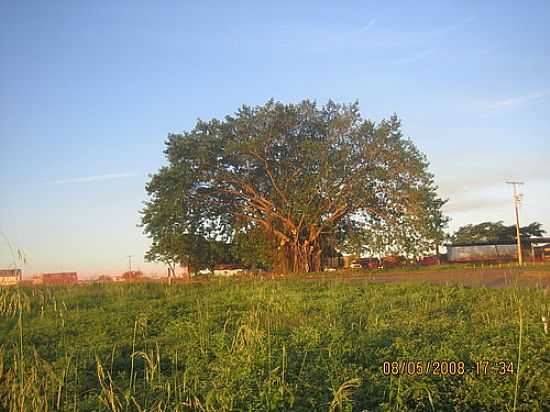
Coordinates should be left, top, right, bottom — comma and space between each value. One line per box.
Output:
350, 258, 382, 270
350, 260, 362, 269
362, 258, 382, 269
381, 255, 406, 268
419, 255, 440, 266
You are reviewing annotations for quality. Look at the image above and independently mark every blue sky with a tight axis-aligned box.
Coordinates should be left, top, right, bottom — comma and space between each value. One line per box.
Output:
1, 1, 549, 276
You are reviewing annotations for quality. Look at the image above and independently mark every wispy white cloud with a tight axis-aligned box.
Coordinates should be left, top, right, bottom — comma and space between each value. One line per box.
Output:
391, 48, 436, 65
487, 88, 550, 110
388, 15, 476, 65
274, 14, 476, 56
357, 18, 376, 34
277, 17, 377, 49
438, 166, 550, 196
430, 14, 477, 37
47, 173, 137, 185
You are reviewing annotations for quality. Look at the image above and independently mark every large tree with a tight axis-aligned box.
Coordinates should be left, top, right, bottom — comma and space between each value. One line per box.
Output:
142, 100, 448, 273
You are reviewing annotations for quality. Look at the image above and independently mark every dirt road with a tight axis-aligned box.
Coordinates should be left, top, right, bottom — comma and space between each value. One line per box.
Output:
301, 266, 550, 288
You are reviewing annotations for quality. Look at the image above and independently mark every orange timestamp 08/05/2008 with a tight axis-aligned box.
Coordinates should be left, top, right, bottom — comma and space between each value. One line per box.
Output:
382, 360, 515, 377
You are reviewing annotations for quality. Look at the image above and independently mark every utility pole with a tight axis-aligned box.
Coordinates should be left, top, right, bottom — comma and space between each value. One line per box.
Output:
128, 255, 133, 273
506, 181, 524, 265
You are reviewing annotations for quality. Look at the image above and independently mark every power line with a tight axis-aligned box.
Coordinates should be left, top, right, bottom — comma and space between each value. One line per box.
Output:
0, 230, 17, 269
506, 181, 524, 265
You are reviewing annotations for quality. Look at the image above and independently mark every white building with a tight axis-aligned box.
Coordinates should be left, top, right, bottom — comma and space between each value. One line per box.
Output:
0, 269, 22, 286
212, 264, 245, 277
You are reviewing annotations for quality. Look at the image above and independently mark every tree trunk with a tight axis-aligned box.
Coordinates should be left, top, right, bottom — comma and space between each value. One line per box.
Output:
274, 239, 322, 274
167, 262, 178, 284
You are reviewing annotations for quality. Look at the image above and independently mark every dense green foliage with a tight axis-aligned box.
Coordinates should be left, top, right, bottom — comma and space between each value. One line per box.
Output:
0, 281, 548, 411
142, 100, 448, 273
451, 221, 545, 244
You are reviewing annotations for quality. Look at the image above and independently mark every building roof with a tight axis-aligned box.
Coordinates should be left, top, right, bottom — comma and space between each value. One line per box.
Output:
214, 264, 244, 270
41, 272, 77, 277
446, 241, 518, 247
0, 268, 22, 277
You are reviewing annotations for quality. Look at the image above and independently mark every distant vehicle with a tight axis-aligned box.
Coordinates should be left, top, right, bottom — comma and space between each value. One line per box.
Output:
197, 268, 213, 275
350, 260, 362, 269
419, 255, 440, 266
363, 258, 383, 269
350, 258, 382, 270
381, 255, 405, 268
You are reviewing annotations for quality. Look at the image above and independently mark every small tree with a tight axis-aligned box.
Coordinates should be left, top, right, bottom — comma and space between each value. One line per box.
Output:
144, 233, 182, 279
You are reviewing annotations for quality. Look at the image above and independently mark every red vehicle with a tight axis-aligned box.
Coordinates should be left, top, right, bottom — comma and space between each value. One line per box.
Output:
381, 255, 405, 268
350, 258, 382, 270
419, 255, 440, 266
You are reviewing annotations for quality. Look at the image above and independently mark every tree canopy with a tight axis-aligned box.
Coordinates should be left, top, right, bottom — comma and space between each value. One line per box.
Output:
141, 100, 448, 273
451, 221, 545, 244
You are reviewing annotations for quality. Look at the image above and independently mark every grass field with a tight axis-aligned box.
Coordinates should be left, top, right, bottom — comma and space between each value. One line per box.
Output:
0, 279, 548, 411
